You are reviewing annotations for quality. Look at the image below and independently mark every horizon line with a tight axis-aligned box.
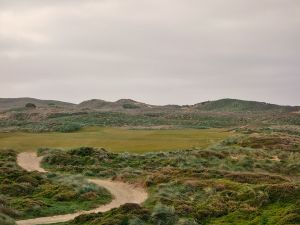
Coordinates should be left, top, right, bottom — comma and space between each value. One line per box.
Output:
0, 96, 299, 107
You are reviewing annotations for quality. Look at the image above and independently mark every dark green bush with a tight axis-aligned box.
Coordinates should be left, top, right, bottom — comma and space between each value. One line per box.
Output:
15, 175, 40, 187
0, 213, 16, 225
123, 104, 140, 109
25, 103, 36, 109
224, 172, 288, 184
70, 204, 150, 225
1, 183, 34, 196
55, 123, 81, 133
151, 203, 178, 225
266, 183, 300, 202
177, 218, 199, 225
54, 191, 77, 201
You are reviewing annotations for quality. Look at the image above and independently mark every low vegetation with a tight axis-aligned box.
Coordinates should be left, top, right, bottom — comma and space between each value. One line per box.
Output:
38, 129, 300, 225
0, 110, 245, 132
0, 149, 112, 222
0, 98, 299, 134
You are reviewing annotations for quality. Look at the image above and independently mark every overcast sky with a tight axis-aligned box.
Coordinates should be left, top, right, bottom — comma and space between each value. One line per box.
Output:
0, 0, 299, 105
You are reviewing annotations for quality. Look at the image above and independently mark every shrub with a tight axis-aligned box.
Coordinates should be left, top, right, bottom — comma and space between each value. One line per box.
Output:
79, 183, 99, 194
177, 218, 199, 225
266, 183, 300, 202
224, 172, 288, 184
25, 103, 36, 109
79, 192, 97, 201
69, 204, 150, 225
54, 190, 77, 201
15, 175, 40, 187
123, 104, 140, 109
70, 213, 100, 224
277, 213, 300, 225
55, 123, 81, 133
1, 183, 34, 196
0, 213, 16, 225
0, 195, 19, 218
128, 217, 146, 225
151, 203, 178, 225
70, 147, 97, 157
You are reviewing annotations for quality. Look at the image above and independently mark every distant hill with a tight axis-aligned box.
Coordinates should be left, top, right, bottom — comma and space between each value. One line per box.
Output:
0, 97, 299, 113
78, 99, 153, 111
193, 99, 298, 112
0, 98, 75, 111
78, 99, 111, 109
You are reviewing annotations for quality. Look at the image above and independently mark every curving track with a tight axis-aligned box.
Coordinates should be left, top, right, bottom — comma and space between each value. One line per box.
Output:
16, 152, 148, 225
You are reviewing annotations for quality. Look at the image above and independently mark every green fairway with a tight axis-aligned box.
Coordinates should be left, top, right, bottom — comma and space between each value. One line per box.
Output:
0, 127, 230, 153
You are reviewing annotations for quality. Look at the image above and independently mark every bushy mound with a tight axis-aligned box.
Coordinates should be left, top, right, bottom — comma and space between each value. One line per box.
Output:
69, 203, 150, 225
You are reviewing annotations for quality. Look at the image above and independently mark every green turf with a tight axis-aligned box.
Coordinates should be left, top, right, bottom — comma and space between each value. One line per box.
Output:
0, 127, 230, 153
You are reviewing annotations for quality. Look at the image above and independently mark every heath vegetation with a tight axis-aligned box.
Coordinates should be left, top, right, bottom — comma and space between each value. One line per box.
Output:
0, 149, 112, 222
36, 128, 300, 225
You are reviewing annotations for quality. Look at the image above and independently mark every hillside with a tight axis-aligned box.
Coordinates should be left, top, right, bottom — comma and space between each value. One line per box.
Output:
0, 97, 299, 114
0, 98, 75, 111
78, 99, 153, 111
193, 98, 299, 112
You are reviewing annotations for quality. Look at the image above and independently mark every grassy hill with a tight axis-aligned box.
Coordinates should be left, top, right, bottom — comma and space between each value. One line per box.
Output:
78, 99, 152, 111
0, 98, 75, 112
0, 98, 299, 133
193, 98, 298, 112
1, 97, 298, 113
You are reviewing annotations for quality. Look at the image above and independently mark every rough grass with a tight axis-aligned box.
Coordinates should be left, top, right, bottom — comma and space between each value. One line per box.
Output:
209, 202, 300, 225
0, 127, 230, 153
40, 131, 300, 225
0, 150, 112, 220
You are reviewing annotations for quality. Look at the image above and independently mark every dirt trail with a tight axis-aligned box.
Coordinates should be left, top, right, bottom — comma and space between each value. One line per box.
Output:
16, 152, 148, 225
17, 152, 46, 173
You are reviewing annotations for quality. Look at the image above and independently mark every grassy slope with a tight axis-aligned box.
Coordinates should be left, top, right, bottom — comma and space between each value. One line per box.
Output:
0, 127, 230, 153
1, 99, 299, 134
0, 98, 75, 111
194, 98, 298, 112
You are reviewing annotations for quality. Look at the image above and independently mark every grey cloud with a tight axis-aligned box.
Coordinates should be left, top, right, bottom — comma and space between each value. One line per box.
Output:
0, 0, 299, 105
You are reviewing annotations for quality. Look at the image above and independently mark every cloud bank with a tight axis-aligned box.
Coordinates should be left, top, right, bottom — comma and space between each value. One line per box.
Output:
0, 0, 299, 105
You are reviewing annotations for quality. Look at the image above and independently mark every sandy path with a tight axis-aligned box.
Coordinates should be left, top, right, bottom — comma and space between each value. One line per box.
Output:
17, 152, 46, 173
16, 152, 148, 225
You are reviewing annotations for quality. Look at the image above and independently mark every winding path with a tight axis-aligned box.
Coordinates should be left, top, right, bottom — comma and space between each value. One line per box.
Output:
16, 152, 148, 225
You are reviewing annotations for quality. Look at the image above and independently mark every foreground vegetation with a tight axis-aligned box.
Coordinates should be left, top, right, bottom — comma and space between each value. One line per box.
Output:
38, 129, 300, 225
0, 149, 112, 224
0, 127, 230, 152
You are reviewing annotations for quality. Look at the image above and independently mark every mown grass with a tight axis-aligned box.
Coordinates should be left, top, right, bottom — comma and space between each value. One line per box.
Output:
0, 127, 230, 153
